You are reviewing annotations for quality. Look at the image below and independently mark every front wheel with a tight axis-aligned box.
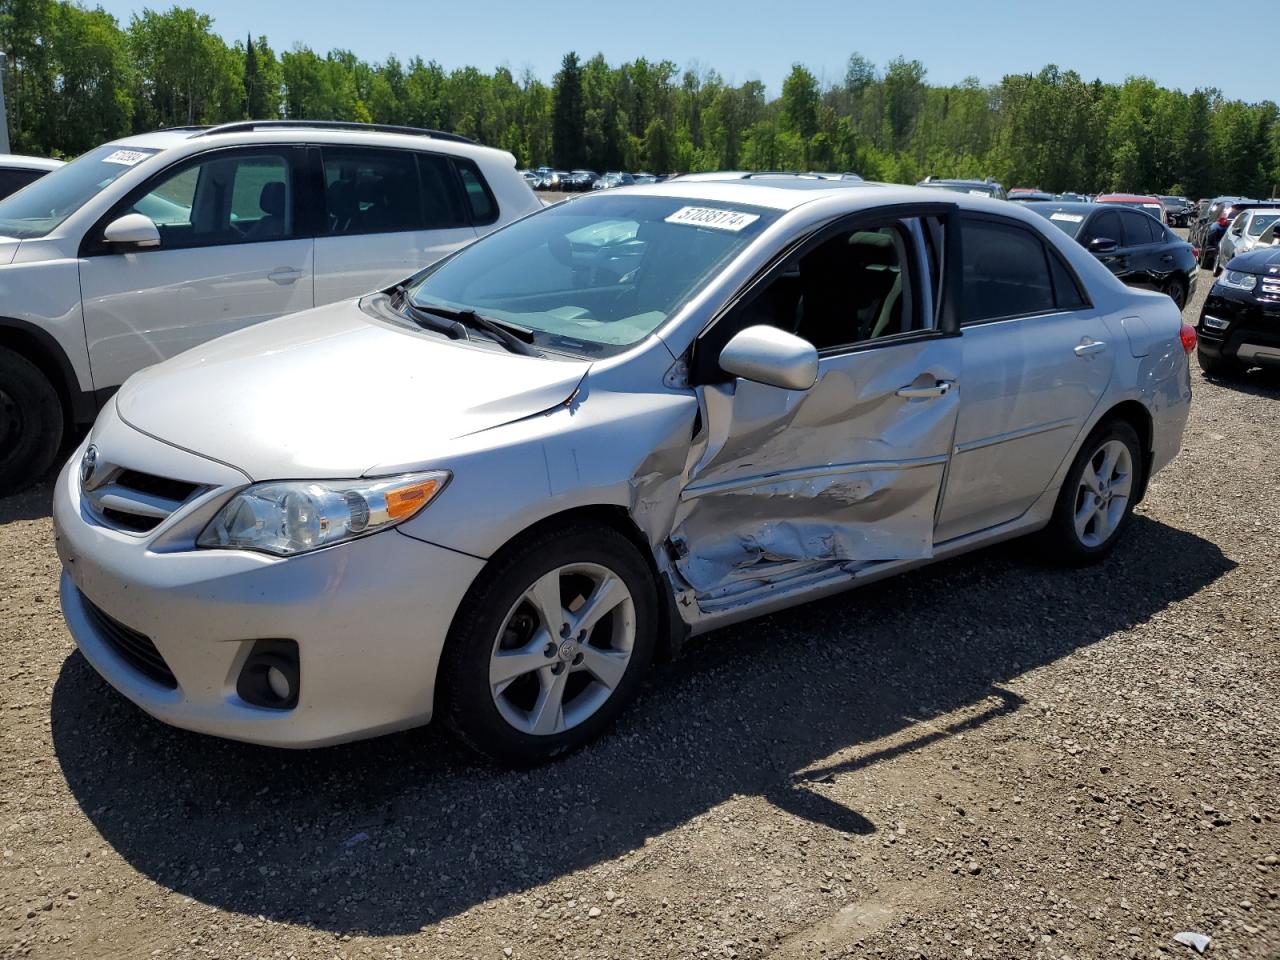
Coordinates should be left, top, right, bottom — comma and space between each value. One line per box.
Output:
1162, 277, 1188, 311
1045, 420, 1143, 564
1197, 348, 1244, 379
438, 523, 659, 765
0, 347, 64, 495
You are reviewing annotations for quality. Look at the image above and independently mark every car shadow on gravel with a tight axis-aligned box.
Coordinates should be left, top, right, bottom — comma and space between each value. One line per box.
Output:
49, 515, 1232, 936
1200, 367, 1280, 397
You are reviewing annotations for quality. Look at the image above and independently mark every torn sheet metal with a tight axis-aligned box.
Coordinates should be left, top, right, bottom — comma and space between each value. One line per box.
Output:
668, 335, 961, 605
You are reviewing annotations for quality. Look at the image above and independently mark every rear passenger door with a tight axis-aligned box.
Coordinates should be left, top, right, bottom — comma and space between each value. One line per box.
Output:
311, 147, 479, 304
935, 214, 1114, 543
1116, 209, 1162, 291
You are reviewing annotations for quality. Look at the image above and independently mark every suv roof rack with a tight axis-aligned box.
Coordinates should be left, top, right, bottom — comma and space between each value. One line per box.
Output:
188, 120, 476, 144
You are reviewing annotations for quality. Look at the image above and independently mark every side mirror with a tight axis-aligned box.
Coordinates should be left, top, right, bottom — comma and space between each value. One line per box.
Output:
1087, 236, 1118, 255
102, 213, 160, 249
719, 325, 818, 391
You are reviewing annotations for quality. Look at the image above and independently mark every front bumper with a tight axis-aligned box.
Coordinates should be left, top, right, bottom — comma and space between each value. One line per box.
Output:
1197, 288, 1280, 367
53, 436, 486, 748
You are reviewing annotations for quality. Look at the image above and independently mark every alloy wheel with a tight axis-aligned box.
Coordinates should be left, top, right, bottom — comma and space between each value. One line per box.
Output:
488, 562, 636, 736
1072, 439, 1133, 548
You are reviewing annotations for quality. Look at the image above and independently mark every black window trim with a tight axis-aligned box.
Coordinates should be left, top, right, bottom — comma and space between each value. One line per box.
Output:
80, 143, 311, 258
957, 211, 1093, 328
690, 201, 963, 385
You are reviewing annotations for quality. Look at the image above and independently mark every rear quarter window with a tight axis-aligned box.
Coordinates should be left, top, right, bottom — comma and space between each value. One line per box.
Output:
454, 158, 498, 225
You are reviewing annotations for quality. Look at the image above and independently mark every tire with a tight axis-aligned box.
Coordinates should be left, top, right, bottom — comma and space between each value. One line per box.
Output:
1198, 246, 1215, 270
1197, 348, 1243, 379
0, 346, 64, 495
1045, 419, 1143, 565
1162, 277, 1188, 311
438, 522, 659, 766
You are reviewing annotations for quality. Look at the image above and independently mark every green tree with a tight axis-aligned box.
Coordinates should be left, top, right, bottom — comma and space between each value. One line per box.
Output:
551, 51, 584, 168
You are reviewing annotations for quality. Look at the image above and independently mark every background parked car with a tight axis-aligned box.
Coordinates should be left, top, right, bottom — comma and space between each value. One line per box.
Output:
561, 170, 600, 192
0, 154, 64, 200
1158, 195, 1192, 227
1055, 192, 1089, 203
0, 120, 540, 493
1028, 201, 1197, 309
1215, 207, 1280, 272
1197, 198, 1280, 270
1195, 243, 1280, 377
916, 176, 1007, 200
592, 171, 636, 190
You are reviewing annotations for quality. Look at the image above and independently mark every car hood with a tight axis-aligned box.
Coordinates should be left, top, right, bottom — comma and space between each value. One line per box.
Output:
1226, 245, 1280, 274
115, 300, 591, 481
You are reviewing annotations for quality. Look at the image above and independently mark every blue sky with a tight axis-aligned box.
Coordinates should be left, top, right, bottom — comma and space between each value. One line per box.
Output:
95, 0, 1273, 103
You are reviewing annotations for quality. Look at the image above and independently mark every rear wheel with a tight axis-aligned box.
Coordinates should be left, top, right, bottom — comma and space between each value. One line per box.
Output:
1197, 348, 1244, 379
438, 523, 658, 765
0, 347, 64, 495
1162, 277, 1188, 311
1045, 419, 1143, 564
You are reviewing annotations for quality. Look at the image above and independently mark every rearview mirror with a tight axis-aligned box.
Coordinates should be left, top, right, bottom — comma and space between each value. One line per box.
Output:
719, 325, 818, 391
1087, 236, 1118, 255
102, 213, 160, 249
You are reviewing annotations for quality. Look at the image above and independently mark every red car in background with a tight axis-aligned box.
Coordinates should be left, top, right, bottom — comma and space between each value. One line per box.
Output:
1095, 193, 1169, 225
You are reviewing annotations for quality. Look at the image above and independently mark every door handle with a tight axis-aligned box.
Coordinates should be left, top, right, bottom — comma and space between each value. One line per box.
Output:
267, 267, 303, 285
1160, 254, 1174, 263
896, 380, 953, 399
1074, 339, 1107, 357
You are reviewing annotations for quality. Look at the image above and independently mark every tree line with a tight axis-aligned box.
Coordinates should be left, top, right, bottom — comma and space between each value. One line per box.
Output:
3, 1, 1279, 198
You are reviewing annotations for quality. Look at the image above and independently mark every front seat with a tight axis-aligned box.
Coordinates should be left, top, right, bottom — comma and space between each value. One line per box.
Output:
244, 181, 286, 240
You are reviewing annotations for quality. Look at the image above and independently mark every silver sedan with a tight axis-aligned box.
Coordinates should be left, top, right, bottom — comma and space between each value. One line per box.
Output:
53, 180, 1194, 764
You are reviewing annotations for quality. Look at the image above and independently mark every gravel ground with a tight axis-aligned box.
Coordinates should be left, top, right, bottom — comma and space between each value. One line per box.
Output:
2, 258, 1278, 960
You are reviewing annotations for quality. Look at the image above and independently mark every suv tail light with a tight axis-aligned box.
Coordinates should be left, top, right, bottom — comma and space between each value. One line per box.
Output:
1179, 323, 1197, 354
1218, 216, 1229, 227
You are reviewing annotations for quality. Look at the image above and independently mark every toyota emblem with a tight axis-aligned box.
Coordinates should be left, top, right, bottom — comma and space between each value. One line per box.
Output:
79, 445, 99, 488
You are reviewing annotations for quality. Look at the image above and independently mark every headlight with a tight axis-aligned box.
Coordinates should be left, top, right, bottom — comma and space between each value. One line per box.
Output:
198, 471, 449, 556
1219, 270, 1257, 292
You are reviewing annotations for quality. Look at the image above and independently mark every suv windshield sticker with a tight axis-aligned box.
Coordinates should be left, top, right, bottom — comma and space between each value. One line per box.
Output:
1051, 213, 1084, 223
968, 189, 989, 197
665, 206, 760, 232
102, 149, 150, 167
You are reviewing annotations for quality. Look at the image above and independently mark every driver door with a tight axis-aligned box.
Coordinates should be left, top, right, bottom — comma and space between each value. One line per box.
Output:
78, 146, 315, 390
671, 204, 963, 608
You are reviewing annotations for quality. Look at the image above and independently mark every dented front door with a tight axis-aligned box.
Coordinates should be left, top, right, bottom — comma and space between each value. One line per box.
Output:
672, 335, 962, 602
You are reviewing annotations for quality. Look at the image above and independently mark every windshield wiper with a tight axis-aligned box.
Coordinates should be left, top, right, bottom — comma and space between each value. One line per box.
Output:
409, 299, 540, 357
387, 284, 468, 340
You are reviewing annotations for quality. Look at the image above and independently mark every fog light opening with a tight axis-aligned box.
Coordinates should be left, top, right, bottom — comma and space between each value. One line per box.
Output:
236, 640, 300, 710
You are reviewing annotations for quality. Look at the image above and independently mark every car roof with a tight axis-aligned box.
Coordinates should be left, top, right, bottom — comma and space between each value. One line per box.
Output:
1026, 201, 1099, 215
0, 154, 65, 171
1096, 193, 1161, 202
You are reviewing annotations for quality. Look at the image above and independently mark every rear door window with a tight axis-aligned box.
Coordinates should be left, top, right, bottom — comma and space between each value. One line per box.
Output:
959, 216, 1058, 323
1118, 209, 1158, 246
322, 147, 422, 235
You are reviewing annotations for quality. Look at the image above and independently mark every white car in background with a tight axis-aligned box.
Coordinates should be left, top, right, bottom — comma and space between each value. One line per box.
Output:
1216, 207, 1280, 271
0, 154, 64, 200
0, 121, 540, 492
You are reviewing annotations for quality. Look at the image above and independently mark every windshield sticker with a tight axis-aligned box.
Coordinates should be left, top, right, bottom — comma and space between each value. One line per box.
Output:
968, 189, 989, 197
665, 206, 760, 232
1050, 212, 1084, 223
102, 149, 150, 167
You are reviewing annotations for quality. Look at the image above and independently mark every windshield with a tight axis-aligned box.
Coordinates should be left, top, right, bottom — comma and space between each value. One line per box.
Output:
0, 143, 160, 239
1246, 213, 1280, 237
406, 194, 779, 357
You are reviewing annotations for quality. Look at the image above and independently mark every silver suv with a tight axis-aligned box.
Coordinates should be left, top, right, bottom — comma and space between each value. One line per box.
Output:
0, 121, 539, 492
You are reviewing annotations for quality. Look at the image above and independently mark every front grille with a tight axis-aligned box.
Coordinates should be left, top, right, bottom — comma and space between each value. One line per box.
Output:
115, 470, 199, 503
83, 466, 203, 536
80, 592, 177, 689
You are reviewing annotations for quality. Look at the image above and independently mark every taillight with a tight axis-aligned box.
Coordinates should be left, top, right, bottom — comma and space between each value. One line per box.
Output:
1179, 323, 1197, 354
1192, 247, 1200, 259
1218, 216, 1229, 227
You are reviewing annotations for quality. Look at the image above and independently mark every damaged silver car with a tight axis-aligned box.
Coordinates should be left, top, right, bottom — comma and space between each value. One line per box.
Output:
53, 180, 1195, 764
